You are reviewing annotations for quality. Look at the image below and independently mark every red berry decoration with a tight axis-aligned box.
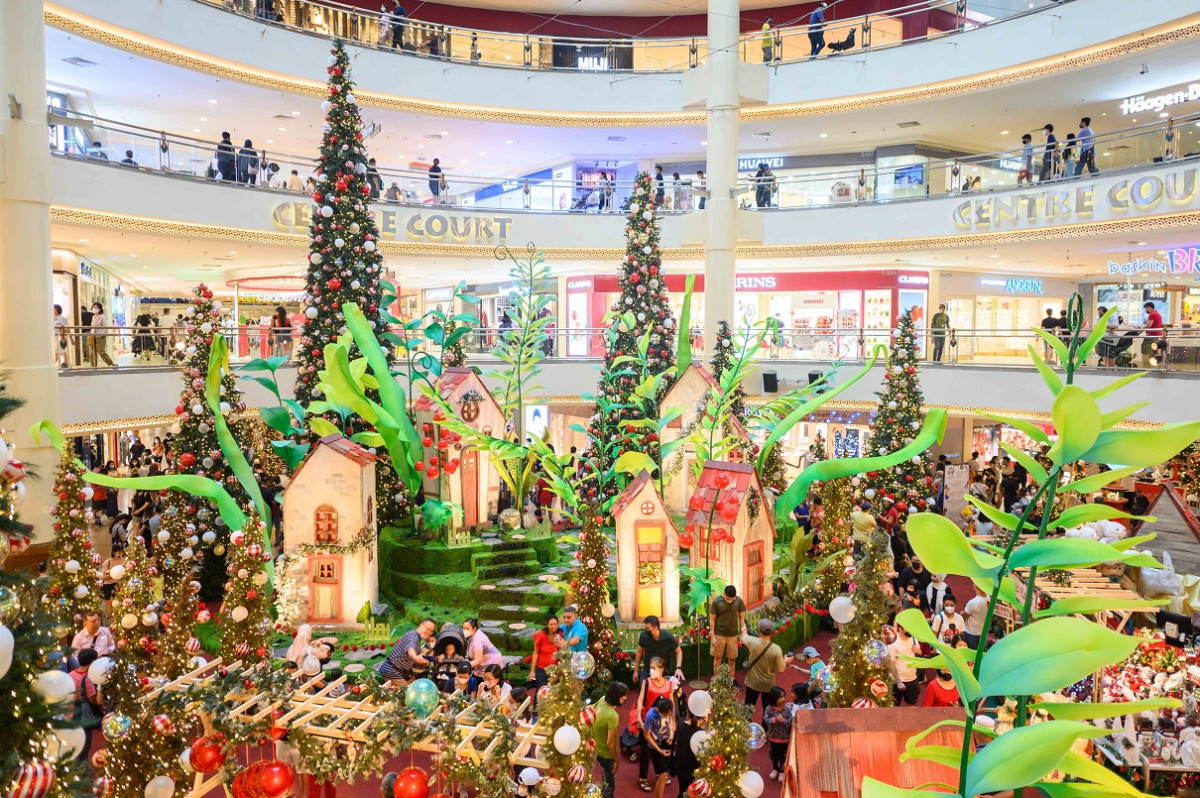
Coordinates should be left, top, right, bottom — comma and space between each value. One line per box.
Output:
714, 472, 731, 489
679, 532, 694, 548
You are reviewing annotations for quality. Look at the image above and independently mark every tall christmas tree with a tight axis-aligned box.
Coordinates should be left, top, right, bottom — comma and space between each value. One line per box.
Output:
865, 309, 928, 523
217, 512, 272, 666
588, 172, 678, 494
539, 658, 598, 797
294, 40, 389, 409
825, 520, 896, 708
103, 538, 181, 798
708, 321, 746, 420
692, 667, 751, 798
441, 320, 467, 368
154, 492, 203, 680
0, 377, 32, 550
45, 448, 100, 630
572, 506, 615, 684
810, 477, 852, 607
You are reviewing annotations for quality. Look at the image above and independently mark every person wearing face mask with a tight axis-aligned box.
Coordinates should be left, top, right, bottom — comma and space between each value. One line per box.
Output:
925, 574, 950, 615
462, 617, 503, 689
89, 301, 116, 368
900, 581, 927, 615
931, 595, 965, 644
888, 626, 921, 705
922, 667, 961, 708
632, 657, 677, 792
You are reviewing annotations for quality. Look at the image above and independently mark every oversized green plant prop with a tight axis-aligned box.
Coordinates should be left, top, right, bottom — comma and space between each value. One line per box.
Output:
864, 298, 1200, 798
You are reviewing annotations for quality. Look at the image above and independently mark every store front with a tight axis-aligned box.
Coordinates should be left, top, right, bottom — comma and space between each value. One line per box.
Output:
585, 269, 929, 358
936, 273, 1078, 360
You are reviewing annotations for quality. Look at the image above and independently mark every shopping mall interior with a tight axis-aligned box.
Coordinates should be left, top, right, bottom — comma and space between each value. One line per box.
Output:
4, 1, 1200, 797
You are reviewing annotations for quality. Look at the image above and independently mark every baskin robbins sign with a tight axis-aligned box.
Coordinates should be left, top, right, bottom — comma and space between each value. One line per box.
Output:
1108, 247, 1200, 279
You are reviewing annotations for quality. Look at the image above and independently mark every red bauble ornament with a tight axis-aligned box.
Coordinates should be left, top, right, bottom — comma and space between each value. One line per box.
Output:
179, 453, 197, 468
709, 754, 726, 771
895, 502, 908, 513
9, 762, 55, 798
189, 734, 228, 773
392, 767, 430, 798
328, 278, 342, 291
255, 761, 296, 798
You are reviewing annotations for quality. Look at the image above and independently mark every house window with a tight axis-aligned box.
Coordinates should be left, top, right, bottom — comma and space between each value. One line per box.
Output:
640, 501, 656, 516
315, 505, 339, 544
315, 560, 338, 582
696, 528, 722, 561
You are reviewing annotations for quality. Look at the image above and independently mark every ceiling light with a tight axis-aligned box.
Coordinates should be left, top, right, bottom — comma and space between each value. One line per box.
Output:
193, 128, 201, 133
504, 140, 513, 144
479, 151, 486, 156
79, 239, 88, 243
62, 57, 99, 67
278, 127, 286, 131
989, 254, 999, 258
208, 99, 218, 104
130, 254, 138, 258
440, 131, 449, 136
701, 141, 707, 146
1160, 112, 1169, 118
266, 139, 274, 143
460, 160, 467, 164
199, 117, 207, 122
291, 111, 300, 116
819, 133, 828, 138
1000, 130, 1009, 135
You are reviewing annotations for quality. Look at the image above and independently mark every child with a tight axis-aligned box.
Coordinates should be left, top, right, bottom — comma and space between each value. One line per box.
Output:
762, 687, 795, 781
449, 663, 471, 695
643, 697, 675, 798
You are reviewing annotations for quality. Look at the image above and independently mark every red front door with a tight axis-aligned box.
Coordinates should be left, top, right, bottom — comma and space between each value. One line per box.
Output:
462, 449, 478, 526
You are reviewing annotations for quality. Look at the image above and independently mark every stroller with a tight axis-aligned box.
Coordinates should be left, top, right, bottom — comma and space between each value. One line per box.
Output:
430, 624, 469, 692
827, 27, 856, 52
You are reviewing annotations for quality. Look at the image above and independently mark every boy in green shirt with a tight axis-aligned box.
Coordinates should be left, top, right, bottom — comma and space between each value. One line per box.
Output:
593, 681, 630, 798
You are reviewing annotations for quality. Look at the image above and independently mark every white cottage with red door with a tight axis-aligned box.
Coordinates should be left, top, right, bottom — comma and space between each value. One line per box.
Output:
282, 434, 379, 626
412, 367, 506, 529
612, 470, 681, 624
684, 461, 776, 609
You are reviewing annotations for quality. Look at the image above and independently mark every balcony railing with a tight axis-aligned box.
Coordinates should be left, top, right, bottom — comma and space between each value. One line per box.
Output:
56, 326, 1200, 374
51, 110, 1199, 215
197, 0, 1067, 74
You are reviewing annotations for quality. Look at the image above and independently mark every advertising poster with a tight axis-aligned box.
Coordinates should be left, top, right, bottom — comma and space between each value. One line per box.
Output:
943, 464, 973, 527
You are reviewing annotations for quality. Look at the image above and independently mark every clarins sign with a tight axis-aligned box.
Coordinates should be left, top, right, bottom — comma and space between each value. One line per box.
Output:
272, 203, 512, 244
951, 166, 1200, 231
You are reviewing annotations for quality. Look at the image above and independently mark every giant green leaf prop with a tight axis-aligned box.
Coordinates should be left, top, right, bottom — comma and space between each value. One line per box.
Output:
675, 275, 696, 373
774, 409, 948, 524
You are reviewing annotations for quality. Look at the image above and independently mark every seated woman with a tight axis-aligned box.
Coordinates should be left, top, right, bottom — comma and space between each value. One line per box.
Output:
475, 664, 517, 715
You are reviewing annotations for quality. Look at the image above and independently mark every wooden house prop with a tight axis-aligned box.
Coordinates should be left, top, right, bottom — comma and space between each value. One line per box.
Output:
611, 470, 680, 624
413, 367, 506, 529
1139, 480, 1200, 576
684, 461, 775, 609
780, 707, 967, 798
660, 364, 753, 515
282, 434, 379, 626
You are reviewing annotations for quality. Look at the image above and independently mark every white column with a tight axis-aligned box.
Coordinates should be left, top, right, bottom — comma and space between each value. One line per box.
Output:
0, 0, 63, 540
703, 0, 740, 360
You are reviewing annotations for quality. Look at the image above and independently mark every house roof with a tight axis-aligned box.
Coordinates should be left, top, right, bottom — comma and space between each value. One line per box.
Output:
611, 470, 657, 518
662, 364, 720, 406
684, 461, 765, 531
1140, 480, 1200, 575
317, 434, 378, 465
412, 367, 486, 412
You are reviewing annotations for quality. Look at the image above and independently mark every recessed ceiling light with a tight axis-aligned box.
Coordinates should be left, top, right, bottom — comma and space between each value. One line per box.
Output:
440, 131, 449, 136
278, 127, 286, 131
701, 141, 707, 146
229, 251, 237, 255
199, 117, 207, 122
208, 99, 218, 104
142, 266, 150, 271
130, 254, 138, 258
417, 144, 424, 149
193, 128, 201, 133
79, 239, 88, 243
504, 140, 513, 144
989, 254, 999, 258
818, 133, 828, 138
1000, 130, 1009, 135
291, 111, 300, 116
265, 139, 274, 143
460, 160, 467, 164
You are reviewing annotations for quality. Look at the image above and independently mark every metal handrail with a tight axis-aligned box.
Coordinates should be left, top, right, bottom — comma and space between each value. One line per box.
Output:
195, 0, 1066, 73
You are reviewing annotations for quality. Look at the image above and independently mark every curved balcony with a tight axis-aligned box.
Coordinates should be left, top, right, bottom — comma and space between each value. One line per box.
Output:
46, 0, 1200, 120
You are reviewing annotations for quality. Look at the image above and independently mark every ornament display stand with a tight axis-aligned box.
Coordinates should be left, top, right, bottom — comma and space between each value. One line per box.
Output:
143, 658, 554, 798
1011, 567, 1152, 631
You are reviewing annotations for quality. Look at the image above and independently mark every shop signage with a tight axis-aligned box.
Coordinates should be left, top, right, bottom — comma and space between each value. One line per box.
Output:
735, 276, 777, 289
738, 156, 785, 171
1120, 82, 1200, 115
898, 275, 929, 285
271, 202, 512, 244
980, 277, 1044, 295
951, 166, 1200, 231
78, 261, 93, 280
424, 287, 454, 302
566, 278, 594, 291
1108, 247, 1200, 277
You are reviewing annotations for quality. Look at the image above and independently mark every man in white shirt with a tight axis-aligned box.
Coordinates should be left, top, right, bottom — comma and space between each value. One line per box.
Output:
963, 584, 989, 648
968, 451, 982, 473
53, 304, 70, 368
71, 612, 116, 656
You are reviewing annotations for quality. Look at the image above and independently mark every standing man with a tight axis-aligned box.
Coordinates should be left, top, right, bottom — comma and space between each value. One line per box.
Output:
560, 605, 589, 653
71, 613, 115, 655
808, 2, 829, 58
1039, 307, 1060, 363
633, 616, 684, 683
53, 304, 70, 368
708, 585, 747, 677
654, 165, 665, 207
1039, 123, 1058, 182
761, 17, 774, 63
741, 620, 792, 718
366, 158, 383, 198
428, 158, 443, 203
389, 2, 407, 49
694, 170, 706, 210
1142, 301, 1164, 367
593, 682, 629, 798
930, 303, 950, 362
962, 583, 989, 648
215, 132, 236, 182
1074, 117, 1098, 176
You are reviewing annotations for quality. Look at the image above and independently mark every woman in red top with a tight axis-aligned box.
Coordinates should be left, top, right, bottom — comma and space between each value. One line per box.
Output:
921, 668, 960, 708
525, 616, 561, 689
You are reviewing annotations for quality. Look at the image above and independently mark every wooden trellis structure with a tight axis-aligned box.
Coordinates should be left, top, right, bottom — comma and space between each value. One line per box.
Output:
143, 658, 551, 798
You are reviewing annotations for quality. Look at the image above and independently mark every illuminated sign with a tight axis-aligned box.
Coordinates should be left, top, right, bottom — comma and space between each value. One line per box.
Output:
566, 278, 594, 291
735, 276, 777, 289
1121, 82, 1200, 115
898, 275, 929, 285
737, 157, 785, 171
980, 278, 1044, 295
951, 167, 1200, 230
424, 287, 454, 302
78, 261, 93, 280
1108, 247, 1200, 276
272, 202, 511, 244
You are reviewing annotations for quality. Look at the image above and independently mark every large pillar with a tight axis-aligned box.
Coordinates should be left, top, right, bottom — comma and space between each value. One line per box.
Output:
703, 0, 740, 360
0, 0, 63, 542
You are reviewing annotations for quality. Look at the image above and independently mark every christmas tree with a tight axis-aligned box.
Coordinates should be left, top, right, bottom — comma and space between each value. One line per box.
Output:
691, 666, 751, 798
154, 493, 203, 679
865, 309, 929, 522
588, 172, 678, 495
217, 512, 272, 666
539, 658, 598, 797
0, 565, 87, 798
294, 40, 388, 409
45, 446, 101, 630
0, 377, 32, 549
441, 320, 467, 368
708, 321, 746, 421
572, 506, 616, 684
810, 478, 852, 607
825, 520, 896, 708
103, 538, 181, 798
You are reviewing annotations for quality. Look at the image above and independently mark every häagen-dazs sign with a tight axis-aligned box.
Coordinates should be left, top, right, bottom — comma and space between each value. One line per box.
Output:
272, 202, 512, 244
951, 166, 1199, 231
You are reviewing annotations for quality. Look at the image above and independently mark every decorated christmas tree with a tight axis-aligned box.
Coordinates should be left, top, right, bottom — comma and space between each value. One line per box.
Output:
865, 309, 929, 522
154, 492, 203, 679
0, 377, 32, 551
539, 657, 598, 797
825, 520, 896, 708
810, 477, 852, 607
441, 320, 467, 368
45, 446, 101, 630
588, 171, 677, 494
294, 40, 388, 409
103, 538, 181, 798
0, 566, 87, 798
572, 506, 616, 683
217, 512, 273, 666
691, 666, 752, 798
708, 320, 746, 420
